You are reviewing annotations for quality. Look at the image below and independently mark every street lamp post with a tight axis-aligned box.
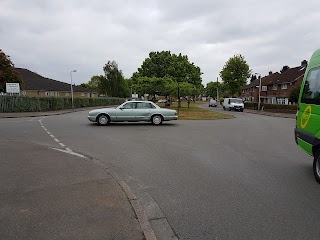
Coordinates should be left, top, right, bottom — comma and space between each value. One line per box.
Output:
216, 77, 219, 106
177, 82, 180, 112
255, 73, 262, 111
70, 70, 77, 109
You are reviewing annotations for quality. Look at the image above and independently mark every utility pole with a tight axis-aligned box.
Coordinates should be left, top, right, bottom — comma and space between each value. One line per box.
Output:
258, 75, 262, 111
216, 77, 219, 105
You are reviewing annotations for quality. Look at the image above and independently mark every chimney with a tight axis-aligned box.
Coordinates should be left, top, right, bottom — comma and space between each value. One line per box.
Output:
269, 71, 272, 75
301, 60, 308, 67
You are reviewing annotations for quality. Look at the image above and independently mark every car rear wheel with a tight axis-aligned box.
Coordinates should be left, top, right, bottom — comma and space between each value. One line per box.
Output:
228, 107, 231, 111
313, 150, 320, 184
151, 115, 163, 125
223, 106, 226, 110
97, 114, 110, 125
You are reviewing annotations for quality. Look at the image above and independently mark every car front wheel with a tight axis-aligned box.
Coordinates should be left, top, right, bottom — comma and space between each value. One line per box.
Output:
313, 150, 320, 184
97, 114, 110, 125
151, 115, 163, 125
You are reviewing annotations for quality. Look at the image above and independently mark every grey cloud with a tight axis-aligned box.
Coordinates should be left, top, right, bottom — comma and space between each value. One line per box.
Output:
1, 0, 320, 86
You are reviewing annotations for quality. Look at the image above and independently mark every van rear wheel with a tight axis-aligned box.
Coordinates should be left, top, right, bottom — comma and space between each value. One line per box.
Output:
313, 150, 320, 184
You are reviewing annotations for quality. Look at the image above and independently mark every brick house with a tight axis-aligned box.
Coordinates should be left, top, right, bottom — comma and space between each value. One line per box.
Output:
242, 60, 307, 105
15, 68, 97, 98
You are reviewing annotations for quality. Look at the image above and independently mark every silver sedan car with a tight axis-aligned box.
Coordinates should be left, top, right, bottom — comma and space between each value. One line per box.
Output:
88, 100, 178, 125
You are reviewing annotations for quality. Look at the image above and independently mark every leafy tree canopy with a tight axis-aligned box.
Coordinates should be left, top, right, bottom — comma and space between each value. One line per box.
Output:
220, 54, 251, 97
86, 61, 129, 97
250, 74, 257, 83
206, 81, 227, 98
132, 51, 202, 87
0, 49, 23, 92
289, 84, 301, 103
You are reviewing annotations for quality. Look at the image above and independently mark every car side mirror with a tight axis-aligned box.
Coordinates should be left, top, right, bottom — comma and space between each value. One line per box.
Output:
119, 107, 124, 110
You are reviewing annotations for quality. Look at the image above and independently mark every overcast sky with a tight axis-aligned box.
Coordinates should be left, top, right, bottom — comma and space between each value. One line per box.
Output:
1, 0, 320, 86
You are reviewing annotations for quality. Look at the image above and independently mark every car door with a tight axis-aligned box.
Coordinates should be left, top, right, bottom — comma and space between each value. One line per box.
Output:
116, 102, 136, 121
135, 102, 155, 121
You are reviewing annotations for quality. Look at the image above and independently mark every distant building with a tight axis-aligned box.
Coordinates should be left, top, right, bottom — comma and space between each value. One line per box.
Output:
15, 68, 97, 98
241, 60, 307, 105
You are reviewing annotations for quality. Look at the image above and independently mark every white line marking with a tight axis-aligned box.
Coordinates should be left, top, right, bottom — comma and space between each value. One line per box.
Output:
51, 148, 86, 158
39, 116, 82, 159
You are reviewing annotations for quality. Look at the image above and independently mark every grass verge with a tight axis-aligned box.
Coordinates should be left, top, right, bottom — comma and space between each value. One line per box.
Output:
158, 101, 232, 120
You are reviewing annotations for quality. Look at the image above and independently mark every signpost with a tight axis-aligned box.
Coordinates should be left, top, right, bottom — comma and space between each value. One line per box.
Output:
6, 83, 20, 94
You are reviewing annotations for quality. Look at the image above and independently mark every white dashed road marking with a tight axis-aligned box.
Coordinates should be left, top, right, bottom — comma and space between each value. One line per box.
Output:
38, 117, 83, 157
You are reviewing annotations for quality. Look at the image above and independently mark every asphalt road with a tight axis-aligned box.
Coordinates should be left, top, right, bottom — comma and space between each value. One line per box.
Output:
1, 107, 320, 240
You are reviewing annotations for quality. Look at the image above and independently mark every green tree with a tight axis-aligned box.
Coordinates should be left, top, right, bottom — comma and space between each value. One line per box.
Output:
132, 51, 202, 87
0, 49, 23, 92
290, 84, 302, 103
250, 74, 257, 83
205, 82, 227, 98
87, 75, 102, 92
136, 77, 165, 100
220, 54, 251, 97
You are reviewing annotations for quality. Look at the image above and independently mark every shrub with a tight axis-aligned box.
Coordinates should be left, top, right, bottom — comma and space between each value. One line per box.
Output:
0, 96, 125, 113
244, 102, 297, 112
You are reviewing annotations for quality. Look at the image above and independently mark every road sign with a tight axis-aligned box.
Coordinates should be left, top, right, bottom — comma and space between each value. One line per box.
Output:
6, 83, 20, 93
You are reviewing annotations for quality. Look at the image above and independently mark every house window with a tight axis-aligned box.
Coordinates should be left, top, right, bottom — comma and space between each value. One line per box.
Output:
273, 84, 278, 90
281, 83, 287, 89
81, 93, 85, 97
45, 92, 49, 96
261, 86, 267, 91
50, 92, 55, 96
22, 91, 26, 96
55, 92, 59, 97
65, 93, 69, 96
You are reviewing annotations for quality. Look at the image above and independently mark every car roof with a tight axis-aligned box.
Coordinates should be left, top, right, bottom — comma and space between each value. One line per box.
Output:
125, 100, 155, 104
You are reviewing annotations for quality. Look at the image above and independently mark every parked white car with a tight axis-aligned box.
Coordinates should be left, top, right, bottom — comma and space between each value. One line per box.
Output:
223, 98, 244, 112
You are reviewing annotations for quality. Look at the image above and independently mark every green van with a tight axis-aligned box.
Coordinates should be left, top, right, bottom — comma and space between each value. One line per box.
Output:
295, 48, 320, 183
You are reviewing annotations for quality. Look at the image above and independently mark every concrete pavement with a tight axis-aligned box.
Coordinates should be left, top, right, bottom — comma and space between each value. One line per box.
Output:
0, 139, 144, 240
244, 109, 295, 119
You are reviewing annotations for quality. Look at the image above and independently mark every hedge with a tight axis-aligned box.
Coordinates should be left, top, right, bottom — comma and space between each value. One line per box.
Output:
244, 102, 298, 113
0, 96, 125, 113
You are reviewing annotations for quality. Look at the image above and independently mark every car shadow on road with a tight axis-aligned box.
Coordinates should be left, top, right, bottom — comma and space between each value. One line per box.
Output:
87, 122, 178, 127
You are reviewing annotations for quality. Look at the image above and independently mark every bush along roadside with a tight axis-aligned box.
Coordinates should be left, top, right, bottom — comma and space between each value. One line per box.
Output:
244, 102, 297, 113
0, 96, 125, 113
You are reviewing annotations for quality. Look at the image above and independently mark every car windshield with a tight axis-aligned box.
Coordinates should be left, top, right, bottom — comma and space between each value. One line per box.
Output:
230, 99, 243, 104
